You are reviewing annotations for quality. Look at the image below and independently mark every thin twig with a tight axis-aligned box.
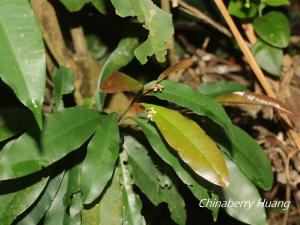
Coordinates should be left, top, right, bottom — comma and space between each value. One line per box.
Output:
178, 0, 232, 38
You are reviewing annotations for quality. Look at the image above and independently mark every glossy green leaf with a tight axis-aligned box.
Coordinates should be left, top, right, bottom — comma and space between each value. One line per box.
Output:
0, 108, 33, 142
261, 0, 289, 6
81, 114, 120, 204
198, 81, 247, 98
52, 67, 75, 111
42, 107, 100, 163
222, 156, 268, 225
145, 80, 233, 139
82, 168, 123, 225
143, 104, 229, 187
131, 117, 219, 218
252, 40, 283, 76
95, 38, 139, 110
0, 133, 47, 180
124, 136, 186, 225
254, 11, 290, 48
0, 0, 46, 128
0, 178, 48, 225
119, 152, 145, 225
17, 173, 65, 225
206, 123, 273, 190
100, 72, 144, 93
228, 0, 257, 19
111, 0, 174, 64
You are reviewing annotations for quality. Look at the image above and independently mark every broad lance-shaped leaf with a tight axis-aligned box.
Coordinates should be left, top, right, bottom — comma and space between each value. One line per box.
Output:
131, 117, 219, 219
145, 80, 233, 140
0, 178, 48, 225
95, 38, 139, 110
143, 104, 229, 187
0, 0, 46, 128
0, 108, 34, 142
17, 173, 65, 225
222, 156, 268, 225
119, 152, 145, 225
198, 81, 247, 98
215, 91, 293, 115
100, 72, 143, 93
124, 136, 186, 225
81, 114, 120, 204
82, 168, 123, 225
111, 0, 174, 64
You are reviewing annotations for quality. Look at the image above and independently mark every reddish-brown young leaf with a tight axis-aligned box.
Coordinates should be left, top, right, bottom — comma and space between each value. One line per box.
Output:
156, 57, 196, 83
215, 92, 294, 115
100, 72, 144, 93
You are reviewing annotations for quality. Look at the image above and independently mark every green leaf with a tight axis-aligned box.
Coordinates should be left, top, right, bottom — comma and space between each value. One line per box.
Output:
100, 72, 144, 93
222, 156, 268, 225
124, 136, 186, 225
143, 104, 229, 187
228, 0, 257, 19
131, 117, 219, 218
90, 0, 107, 14
261, 0, 289, 6
254, 11, 291, 48
0, 133, 47, 180
252, 40, 283, 76
60, 0, 107, 13
198, 81, 247, 98
0, 108, 33, 142
81, 114, 120, 204
82, 168, 123, 225
52, 67, 75, 111
17, 173, 65, 225
111, 0, 174, 64
0, 0, 46, 128
42, 107, 100, 163
119, 152, 145, 225
207, 123, 273, 190
145, 80, 233, 140
95, 38, 139, 110
0, 178, 48, 225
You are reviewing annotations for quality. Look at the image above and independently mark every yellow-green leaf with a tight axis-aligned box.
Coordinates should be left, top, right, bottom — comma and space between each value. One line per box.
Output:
143, 104, 229, 187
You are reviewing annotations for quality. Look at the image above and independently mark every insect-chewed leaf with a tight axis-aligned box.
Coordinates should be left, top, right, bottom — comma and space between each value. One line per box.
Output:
100, 72, 144, 93
157, 57, 196, 83
215, 92, 294, 115
143, 103, 229, 188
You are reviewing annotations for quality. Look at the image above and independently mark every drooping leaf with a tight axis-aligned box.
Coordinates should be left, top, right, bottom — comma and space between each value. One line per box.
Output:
205, 122, 273, 190
156, 58, 196, 83
215, 91, 293, 115
0, 108, 33, 142
82, 168, 123, 225
119, 152, 145, 225
198, 81, 247, 98
145, 80, 233, 139
252, 40, 283, 76
261, 0, 289, 6
17, 173, 65, 225
0, 133, 47, 180
111, 0, 174, 64
228, 0, 257, 19
0, 178, 48, 225
100, 72, 144, 93
52, 67, 75, 111
131, 117, 219, 219
124, 136, 186, 225
0, 0, 46, 128
95, 38, 139, 110
42, 107, 100, 163
254, 11, 290, 48
81, 114, 120, 204
222, 156, 268, 225
142, 104, 229, 187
